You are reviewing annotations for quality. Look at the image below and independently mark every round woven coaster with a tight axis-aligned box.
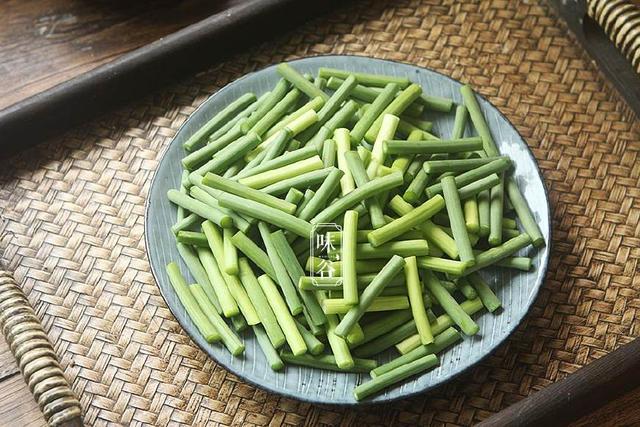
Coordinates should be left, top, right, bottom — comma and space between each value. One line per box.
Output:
604, 4, 638, 34
588, 0, 640, 73
48, 406, 83, 427
33, 376, 70, 401
0, 270, 83, 425
594, 0, 627, 31
0, 1, 639, 425
8, 331, 51, 354
1, 312, 41, 337
13, 338, 55, 362
0, 302, 33, 327
16, 346, 58, 372
617, 16, 640, 55
632, 47, 640, 72
26, 366, 65, 392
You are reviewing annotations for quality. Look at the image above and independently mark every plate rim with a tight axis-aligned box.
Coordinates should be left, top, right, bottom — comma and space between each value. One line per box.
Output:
143, 54, 553, 406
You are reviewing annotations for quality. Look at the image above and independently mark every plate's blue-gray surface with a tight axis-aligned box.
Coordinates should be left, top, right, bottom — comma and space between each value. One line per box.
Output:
145, 55, 550, 405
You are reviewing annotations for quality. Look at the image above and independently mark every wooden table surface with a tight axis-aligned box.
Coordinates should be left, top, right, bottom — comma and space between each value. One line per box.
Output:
1, 1, 638, 426
1, 0, 230, 111
0, 1, 221, 425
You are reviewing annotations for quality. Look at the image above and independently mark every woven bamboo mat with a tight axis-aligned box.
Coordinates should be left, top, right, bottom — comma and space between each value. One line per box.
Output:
1, 0, 639, 425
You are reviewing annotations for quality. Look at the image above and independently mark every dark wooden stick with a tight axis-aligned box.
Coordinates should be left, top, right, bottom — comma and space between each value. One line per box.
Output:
0, 0, 344, 158
478, 337, 640, 426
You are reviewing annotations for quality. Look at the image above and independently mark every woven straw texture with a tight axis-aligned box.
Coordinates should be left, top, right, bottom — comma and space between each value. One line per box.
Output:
1, 0, 639, 425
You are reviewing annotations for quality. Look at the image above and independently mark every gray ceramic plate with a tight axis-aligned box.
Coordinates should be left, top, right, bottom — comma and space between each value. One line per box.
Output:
145, 55, 551, 405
